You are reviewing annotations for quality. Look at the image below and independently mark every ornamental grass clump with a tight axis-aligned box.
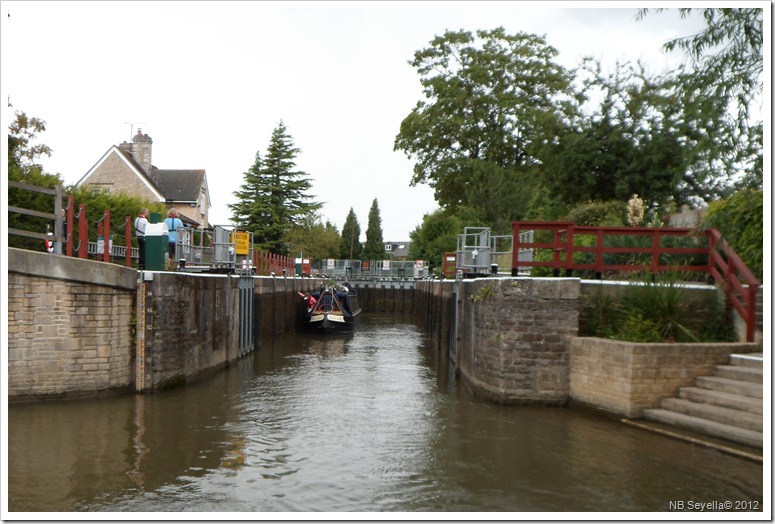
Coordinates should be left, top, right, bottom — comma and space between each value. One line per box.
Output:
583, 271, 734, 343
615, 271, 697, 342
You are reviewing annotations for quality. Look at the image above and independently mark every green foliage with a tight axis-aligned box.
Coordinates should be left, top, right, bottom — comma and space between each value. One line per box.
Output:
407, 208, 462, 273
66, 185, 166, 245
701, 189, 763, 280
616, 313, 663, 343
544, 58, 751, 210
469, 284, 496, 304
229, 121, 321, 255
639, 8, 763, 128
565, 201, 626, 227
583, 272, 734, 343
637, 8, 763, 195
283, 214, 340, 260
362, 198, 385, 260
8, 107, 62, 251
339, 208, 362, 259
394, 27, 577, 224
617, 273, 697, 342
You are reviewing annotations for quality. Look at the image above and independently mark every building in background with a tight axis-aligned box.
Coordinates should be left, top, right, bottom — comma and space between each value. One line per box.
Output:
384, 241, 411, 261
76, 129, 211, 227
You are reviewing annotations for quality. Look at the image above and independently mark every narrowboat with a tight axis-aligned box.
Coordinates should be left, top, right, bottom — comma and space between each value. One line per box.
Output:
305, 286, 361, 333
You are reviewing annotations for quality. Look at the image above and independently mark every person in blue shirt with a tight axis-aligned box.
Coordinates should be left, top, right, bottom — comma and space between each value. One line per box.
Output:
164, 208, 184, 270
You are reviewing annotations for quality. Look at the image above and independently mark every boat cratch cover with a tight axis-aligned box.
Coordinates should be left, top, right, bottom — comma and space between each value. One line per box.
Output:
305, 286, 361, 333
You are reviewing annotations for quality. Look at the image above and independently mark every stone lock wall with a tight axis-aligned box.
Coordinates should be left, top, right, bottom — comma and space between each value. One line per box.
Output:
8, 246, 324, 400
568, 337, 760, 417
455, 278, 580, 405
8, 248, 137, 399
137, 274, 323, 391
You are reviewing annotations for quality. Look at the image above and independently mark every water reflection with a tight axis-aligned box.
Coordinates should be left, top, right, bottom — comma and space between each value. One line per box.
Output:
7, 315, 763, 513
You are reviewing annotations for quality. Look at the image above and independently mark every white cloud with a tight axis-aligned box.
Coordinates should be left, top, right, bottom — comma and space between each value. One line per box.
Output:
2, 1, 725, 242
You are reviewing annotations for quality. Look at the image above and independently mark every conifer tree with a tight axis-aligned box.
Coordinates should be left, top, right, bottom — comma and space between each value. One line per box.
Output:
362, 198, 385, 260
339, 208, 362, 260
229, 121, 321, 254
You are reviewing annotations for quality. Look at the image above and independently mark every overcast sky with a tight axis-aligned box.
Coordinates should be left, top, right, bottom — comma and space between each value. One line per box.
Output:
1, 1, 751, 241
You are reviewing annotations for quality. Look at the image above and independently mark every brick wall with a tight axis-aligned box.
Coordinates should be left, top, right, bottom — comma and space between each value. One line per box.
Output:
8, 249, 136, 399
568, 337, 760, 417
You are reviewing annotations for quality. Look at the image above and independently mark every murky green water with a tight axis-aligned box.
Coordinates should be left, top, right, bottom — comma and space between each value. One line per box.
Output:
7, 315, 764, 514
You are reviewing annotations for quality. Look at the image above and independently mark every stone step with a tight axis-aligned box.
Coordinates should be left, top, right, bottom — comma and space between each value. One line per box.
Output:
679, 386, 763, 415
714, 364, 763, 384
642, 409, 763, 449
695, 376, 763, 398
729, 354, 763, 369
661, 398, 762, 432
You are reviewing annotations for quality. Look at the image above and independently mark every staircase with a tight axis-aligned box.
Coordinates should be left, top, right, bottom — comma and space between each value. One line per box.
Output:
642, 353, 763, 449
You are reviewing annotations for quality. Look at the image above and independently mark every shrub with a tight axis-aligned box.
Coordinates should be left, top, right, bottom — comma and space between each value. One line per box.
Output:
582, 271, 734, 343
701, 189, 763, 280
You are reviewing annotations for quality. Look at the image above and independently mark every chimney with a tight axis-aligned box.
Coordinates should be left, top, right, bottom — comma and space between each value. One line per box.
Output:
131, 128, 153, 173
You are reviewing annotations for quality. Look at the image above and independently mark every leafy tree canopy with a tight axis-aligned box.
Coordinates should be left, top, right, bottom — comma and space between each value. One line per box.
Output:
638, 8, 763, 128
638, 8, 763, 192
701, 189, 763, 280
408, 208, 464, 273
283, 213, 340, 260
394, 27, 578, 224
8, 107, 62, 250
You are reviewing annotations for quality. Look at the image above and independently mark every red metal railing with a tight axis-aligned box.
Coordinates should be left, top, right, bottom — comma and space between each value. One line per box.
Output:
252, 250, 295, 276
512, 221, 761, 342
61, 194, 295, 275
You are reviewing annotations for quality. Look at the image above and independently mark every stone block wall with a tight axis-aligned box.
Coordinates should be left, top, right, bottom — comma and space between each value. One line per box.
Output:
140, 272, 240, 390
140, 274, 323, 390
8, 249, 136, 399
85, 150, 160, 201
568, 337, 760, 417
456, 278, 580, 405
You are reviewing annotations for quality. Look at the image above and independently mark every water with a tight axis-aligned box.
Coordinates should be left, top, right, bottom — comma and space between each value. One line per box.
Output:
7, 315, 764, 514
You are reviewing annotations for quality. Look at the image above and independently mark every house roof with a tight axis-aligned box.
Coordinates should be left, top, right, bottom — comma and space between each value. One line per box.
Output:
385, 241, 411, 258
151, 168, 206, 202
76, 146, 166, 201
78, 145, 209, 205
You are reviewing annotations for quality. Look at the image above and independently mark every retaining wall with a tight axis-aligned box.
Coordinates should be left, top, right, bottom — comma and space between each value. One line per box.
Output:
569, 337, 760, 417
7, 247, 324, 400
8, 248, 137, 399
417, 278, 580, 405
417, 277, 760, 412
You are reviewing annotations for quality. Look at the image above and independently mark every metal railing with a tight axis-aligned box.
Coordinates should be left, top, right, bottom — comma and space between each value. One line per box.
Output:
310, 259, 430, 280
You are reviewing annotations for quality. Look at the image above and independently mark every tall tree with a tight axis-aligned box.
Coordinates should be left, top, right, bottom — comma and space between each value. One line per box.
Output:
8, 107, 62, 251
229, 121, 321, 254
339, 208, 362, 260
408, 208, 463, 273
361, 198, 385, 260
283, 213, 341, 260
394, 27, 578, 227
638, 8, 763, 128
638, 8, 763, 190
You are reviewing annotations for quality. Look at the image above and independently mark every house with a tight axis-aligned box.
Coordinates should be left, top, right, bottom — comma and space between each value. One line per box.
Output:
75, 129, 211, 227
384, 241, 411, 260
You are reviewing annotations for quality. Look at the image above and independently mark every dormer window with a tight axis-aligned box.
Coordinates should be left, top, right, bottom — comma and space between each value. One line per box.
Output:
385, 244, 392, 251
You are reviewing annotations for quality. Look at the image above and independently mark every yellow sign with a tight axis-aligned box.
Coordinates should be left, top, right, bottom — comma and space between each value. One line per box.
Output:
233, 231, 250, 255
